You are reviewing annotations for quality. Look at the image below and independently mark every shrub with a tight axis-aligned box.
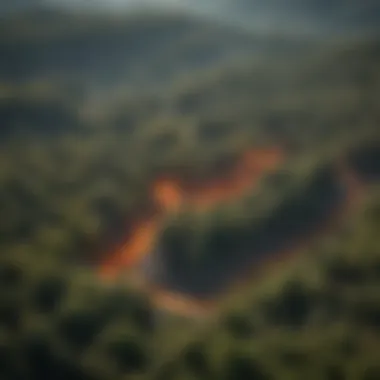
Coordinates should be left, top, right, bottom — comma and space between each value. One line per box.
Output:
106, 337, 147, 373
224, 354, 272, 380
32, 275, 67, 314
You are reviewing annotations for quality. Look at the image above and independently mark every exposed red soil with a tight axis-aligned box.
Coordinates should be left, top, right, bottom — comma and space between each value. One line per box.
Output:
145, 161, 368, 318
96, 148, 283, 309
95, 148, 368, 318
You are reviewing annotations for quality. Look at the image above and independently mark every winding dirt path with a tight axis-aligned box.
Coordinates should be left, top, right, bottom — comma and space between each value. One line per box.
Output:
94, 147, 374, 318
96, 148, 283, 315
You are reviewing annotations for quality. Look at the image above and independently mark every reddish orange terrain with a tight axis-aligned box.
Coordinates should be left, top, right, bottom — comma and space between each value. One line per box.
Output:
97, 148, 283, 316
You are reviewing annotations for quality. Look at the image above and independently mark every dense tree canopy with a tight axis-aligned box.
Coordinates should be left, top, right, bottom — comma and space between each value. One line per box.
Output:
0, 9, 379, 380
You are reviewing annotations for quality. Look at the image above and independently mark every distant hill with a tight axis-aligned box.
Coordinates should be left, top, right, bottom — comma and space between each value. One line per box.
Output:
199, 0, 380, 35
0, 0, 45, 14
2, 0, 380, 35
1, 1, 379, 90
0, 9, 315, 89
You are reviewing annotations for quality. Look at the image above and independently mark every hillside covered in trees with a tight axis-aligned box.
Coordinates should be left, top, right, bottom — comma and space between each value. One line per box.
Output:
0, 5, 379, 380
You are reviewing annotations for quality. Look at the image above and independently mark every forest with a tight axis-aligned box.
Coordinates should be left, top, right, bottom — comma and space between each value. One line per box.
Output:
0, 5, 379, 380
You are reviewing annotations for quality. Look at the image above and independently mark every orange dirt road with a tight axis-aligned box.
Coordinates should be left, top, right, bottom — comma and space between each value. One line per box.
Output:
148, 160, 368, 318
97, 148, 283, 285
95, 146, 371, 318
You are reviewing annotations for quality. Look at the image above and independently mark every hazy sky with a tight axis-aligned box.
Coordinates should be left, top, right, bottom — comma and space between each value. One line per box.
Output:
2, 0, 379, 36
46, 0, 204, 10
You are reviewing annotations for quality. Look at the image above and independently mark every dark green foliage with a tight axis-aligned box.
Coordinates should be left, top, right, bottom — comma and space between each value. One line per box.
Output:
182, 343, 209, 376
178, 192, 380, 380
24, 334, 55, 379
224, 354, 272, 380
0, 341, 11, 378
129, 301, 155, 335
373, 261, 380, 281
23, 334, 85, 380
95, 291, 137, 319
197, 119, 234, 141
362, 366, 380, 380
0, 303, 20, 331
223, 312, 256, 339
97, 291, 155, 334
154, 362, 177, 380
325, 258, 368, 286
350, 300, 380, 330
325, 364, 346, 380
278, 350, 309, 368
0, 94, 79, 139
319, 291, 347, 322
263, 281, 316, 327
106, 338, 147, 373
336, 335, 359, 358
57, 310, 107, 351
32, 276, 67, 314
0, 262, 23, 289
91, 196, 125, 232
347, 142, 380, 181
